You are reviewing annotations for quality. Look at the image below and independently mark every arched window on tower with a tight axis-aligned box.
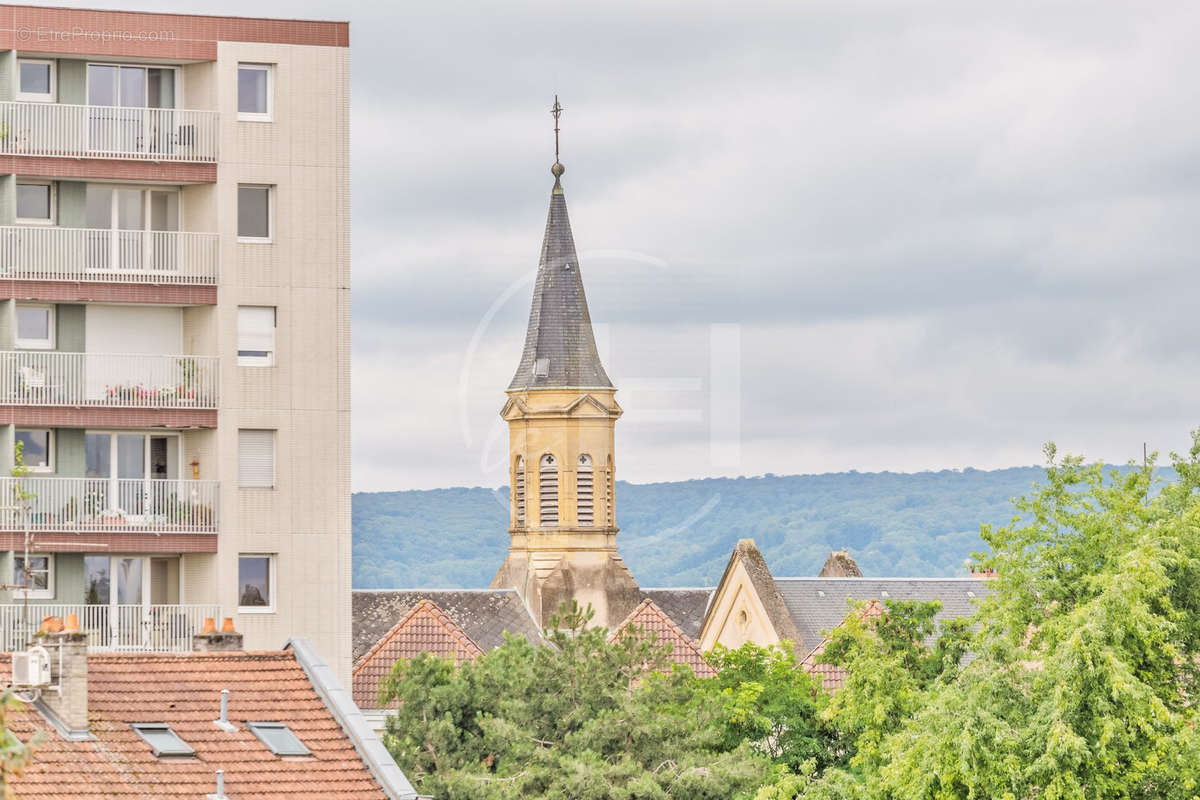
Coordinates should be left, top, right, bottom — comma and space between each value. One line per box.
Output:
514, 456, 526, 525
576, 454, 594, 525
539, 454, 559, 525
606, 455, 615, 526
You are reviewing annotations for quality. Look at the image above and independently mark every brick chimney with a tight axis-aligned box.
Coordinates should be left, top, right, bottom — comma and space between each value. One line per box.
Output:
193, 617, 244, 652
38, 629, 90, 740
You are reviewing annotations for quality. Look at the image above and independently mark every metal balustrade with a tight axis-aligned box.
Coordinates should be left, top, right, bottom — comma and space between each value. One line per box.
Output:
0, 351, 219, 409
0, 226, 219, 285
0, 477, 218, 533
0, 604, 222, 652
0, 101, 218, 162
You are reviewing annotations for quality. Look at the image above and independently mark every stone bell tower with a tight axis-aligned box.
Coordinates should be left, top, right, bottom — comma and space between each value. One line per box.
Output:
490, 98, 641, 629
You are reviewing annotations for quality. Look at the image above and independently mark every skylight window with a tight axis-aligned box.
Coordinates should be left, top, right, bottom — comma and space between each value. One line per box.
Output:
131, 723, 195, 756
247, 722, 311, 756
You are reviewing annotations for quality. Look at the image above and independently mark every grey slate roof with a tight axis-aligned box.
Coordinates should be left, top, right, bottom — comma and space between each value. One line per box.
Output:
352, 589, 543, 663
640, 588, 714, 641
775, 577, 988, 656
508, 176, 613, 390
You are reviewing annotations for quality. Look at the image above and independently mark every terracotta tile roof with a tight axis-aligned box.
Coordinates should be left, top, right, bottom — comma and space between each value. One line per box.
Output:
352, 589, 543, 662
608, 598, 716, 679
800, 600, 885, 692
353, 599, 484, 708
639, 588, 713, 640
0, 650, 390, 800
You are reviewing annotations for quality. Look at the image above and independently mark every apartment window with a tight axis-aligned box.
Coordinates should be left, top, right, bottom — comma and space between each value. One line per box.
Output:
238, 429, 276, 488
238, 64, 273, 121
237, 306, 276, 366
13, 555, 53, 600
15, 429, 53, 472
238, 185, 272, 241
238, 555, 275, 612
16, 182, 54, 224
17, 59, 55, 102
15, 304, 55, 350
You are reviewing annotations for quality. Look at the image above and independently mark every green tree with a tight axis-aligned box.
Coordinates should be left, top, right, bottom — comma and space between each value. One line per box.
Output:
381, 602, 774, 800
701, 642, 835, 772
759, 435, 1200, 800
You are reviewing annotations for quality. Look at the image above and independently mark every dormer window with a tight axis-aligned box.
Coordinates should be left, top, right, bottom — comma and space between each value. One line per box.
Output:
534, 358, 550, 377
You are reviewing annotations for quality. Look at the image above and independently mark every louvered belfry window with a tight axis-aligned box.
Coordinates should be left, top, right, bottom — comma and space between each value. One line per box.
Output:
539, 454, 559, 525
515, 456, 526, 525
577, 454, 594, 525
606, 456, 615, 525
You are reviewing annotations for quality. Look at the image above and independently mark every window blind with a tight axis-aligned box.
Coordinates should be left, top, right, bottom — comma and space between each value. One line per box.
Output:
238, 306, 275, 365
238, 429, 275, 488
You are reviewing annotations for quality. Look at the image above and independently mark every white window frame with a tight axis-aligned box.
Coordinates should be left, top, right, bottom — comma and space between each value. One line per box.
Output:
16, 59, 56, 103
237, 306, 276, 367
238, 429, 276, 489
237, 63, 274, 122
13, 554, 54, 600
237, 553, 276, 614
15, 429, 54, 473
15, 181, 55, 226
237, 184, 273, 243
84, 62, 180, 109
15, 303, 55, 350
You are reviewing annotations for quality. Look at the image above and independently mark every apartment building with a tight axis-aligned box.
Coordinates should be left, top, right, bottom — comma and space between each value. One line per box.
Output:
0, 7, 351, 679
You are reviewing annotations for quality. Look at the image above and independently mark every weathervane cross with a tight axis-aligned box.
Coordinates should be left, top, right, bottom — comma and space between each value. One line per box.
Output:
551, 95, 563, 163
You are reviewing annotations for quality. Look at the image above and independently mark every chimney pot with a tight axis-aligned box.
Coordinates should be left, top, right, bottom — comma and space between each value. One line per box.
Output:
64, 613, 79, 632
221, 617, 236, 633
201, 617, 217, 634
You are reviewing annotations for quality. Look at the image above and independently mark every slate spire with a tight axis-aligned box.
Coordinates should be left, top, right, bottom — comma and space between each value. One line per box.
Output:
508, 123, 613, 390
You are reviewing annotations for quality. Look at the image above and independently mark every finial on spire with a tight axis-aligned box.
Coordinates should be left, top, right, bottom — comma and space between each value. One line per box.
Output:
551, 95, 565, 183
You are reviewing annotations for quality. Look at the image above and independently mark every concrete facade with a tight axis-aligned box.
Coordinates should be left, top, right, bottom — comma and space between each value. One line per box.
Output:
0, 7, 351, 682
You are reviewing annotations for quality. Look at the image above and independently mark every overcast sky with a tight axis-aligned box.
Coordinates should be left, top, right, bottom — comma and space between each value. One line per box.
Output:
43, 1, 1200, 490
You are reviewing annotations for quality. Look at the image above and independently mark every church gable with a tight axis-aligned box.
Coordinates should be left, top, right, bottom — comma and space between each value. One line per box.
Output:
699, 539, 806, 655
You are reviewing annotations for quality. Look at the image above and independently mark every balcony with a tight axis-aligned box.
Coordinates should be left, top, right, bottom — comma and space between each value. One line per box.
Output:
0, 226, 219, 285
0, 101, 219, 162
0, 603, 221, 652
0, 477, 218, 534
0, 351, 219, 409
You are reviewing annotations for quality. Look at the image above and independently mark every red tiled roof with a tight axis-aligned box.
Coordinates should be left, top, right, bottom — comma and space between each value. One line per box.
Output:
352, 599, 484, 708
800, 600, 885, 692
608, 598, 717, 678
0, 651, 388, 800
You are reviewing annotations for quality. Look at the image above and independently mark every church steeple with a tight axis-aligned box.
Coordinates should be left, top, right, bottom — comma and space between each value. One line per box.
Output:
491, 98, 639, 630
508, 103, 612, 391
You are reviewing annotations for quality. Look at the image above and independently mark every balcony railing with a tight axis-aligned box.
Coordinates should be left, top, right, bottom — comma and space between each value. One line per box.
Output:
0, 101, 219, 162
0, 477, 218, 533
0, 604, 222, 652
0, 351, 219, 409
0, 226, 219, 285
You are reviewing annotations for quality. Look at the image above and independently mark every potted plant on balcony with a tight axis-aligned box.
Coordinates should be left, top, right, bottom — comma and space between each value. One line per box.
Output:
176, 357, 201, 405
